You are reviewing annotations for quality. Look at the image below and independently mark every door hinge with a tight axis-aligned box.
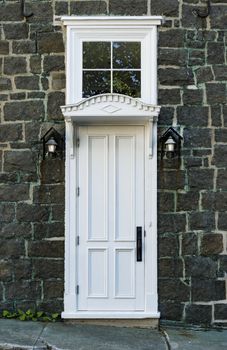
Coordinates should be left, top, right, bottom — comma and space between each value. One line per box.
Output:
76, 236, 80, 245
144, 230, 146, 237
76, 138, 80, 147
76, 187, 80, 196
76, 285, 79, 295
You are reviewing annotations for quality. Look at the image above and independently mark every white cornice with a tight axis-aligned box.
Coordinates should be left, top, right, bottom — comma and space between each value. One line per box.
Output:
61, 94, 161, 123
61, 16, 165, 27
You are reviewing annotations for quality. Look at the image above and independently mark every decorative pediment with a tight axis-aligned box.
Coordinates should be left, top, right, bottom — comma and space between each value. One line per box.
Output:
61, 94, 160, 123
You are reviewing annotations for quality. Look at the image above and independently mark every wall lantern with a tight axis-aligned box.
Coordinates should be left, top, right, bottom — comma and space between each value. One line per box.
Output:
160, 127, 183, 159
41, 127, 65, 160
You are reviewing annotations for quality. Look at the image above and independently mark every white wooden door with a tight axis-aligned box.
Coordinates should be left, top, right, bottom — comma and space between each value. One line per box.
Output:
77, 125, 144, 312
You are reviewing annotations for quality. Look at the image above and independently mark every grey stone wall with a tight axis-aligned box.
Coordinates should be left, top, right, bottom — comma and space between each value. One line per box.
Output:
0, 0, 227, 326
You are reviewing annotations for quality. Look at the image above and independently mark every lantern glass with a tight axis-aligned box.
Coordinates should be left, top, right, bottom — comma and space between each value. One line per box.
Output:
46, 137, 57, 154
165, 136, 176, 153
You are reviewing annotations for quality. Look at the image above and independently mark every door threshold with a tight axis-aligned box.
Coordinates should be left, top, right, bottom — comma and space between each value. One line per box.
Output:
62, 312, 160, 328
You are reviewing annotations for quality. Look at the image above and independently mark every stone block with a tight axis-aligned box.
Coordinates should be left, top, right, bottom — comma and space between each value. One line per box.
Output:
192, 279, 225, 302
214, 304, 227, 320
159, 235, 179, 257
4, 23, 29, 40
109, 0, 147, 15
33, 222, 64, 240
159, 302, 184, 321
43, 55, 65, 74
43, 280, 64, 299
158, 89, 181, 105
0, 222, 31, 240
159, 68, 193, 86
213, 65, 227, 81
4, 100, 44, 121
17, 204, 50, 223
25, 122, 41, 143
177, 107, 208, 127
189, 211, 215, 231
201, 234, 223, 256
0, 184, 30, 202
211, 105, 222, 127
40, 159, 65, 184
0, 78, 12, 92
0, 240, 25, 258
0, 203, 15, 222
0, 261, 12, 282
150, 0, 178, 16
177, 192, 199, 212
4, 57, 27, 75
158, 48, 188, 67
182, 89, 203, 106
5, 281, 41, 301
24, 2, 53, 23
182, 233, 198, 256
159, 258, 183, 278
158, 192, 175, 212
0, 41, 9, 55
158, 170, 185, 190
51, 205, 65, 222
185, 304, 212, 325
206, 83, 226, 104
159, 30, 186, 48
51, 72, 66, 90
202, 192, 227, 212
210, 6, 227, 29
158, 213, 186, 234
28, 240, 64, 258
13, 259, 32, 280
71, 0, 107, 15
215, 129, 227, 143
183, 128, 211, 148
12, 40, 36, 54
33, 185, 64, 204
37, 300, 63, 313
47, 91, 65, 120
14, 76, 39, 90
37, 32, 64, 54
185, 256, 218, 278
33, 258, 64, 279
30, 55, 42, 74
4, 150, 36, 173
0, 2, 21, 21
207, 42, 225, 64
10, 92, 26, 101
182, 4, 207, 28
55, 1, 69, 16
195, 66, 214, 84
159, 279, 190, 302
0, 124, 22, 142
218, 212, 227, 231
212, 145, 227, 167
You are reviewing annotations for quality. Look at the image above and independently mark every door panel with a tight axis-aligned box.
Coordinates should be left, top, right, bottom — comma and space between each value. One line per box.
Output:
78, 126, 144, 312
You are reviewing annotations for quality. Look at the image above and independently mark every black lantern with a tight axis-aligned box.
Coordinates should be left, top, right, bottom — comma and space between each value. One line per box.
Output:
160, 127, 183, 159
41, 127, 64, 160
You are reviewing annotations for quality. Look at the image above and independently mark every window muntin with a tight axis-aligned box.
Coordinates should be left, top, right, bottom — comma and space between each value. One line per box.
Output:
82, 41, 141, 98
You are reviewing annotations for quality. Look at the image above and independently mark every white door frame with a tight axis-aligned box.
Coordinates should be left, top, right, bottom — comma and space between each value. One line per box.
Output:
61, 16, 164, 319
61, 94, 160, 319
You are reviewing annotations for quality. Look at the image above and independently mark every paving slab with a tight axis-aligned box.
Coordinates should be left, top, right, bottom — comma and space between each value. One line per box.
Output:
0, 319, 46, 349
163, 326, 227, 350
41, 323, 167, 350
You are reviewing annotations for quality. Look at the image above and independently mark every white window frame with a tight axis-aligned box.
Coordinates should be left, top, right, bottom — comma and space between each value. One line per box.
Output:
61, 16, 164, 320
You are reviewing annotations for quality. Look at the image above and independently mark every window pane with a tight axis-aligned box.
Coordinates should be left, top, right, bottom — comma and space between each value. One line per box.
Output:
83, 42, 111, 69
83, 71, 111, 98
113, 71, 141, 98
113, 42, 141, 69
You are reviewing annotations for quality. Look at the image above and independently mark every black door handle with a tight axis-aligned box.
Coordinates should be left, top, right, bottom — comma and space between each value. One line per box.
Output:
136, 227, 142, 262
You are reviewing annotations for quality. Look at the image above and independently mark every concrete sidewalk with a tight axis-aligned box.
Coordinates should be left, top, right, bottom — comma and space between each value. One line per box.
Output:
0, 319, 227, 350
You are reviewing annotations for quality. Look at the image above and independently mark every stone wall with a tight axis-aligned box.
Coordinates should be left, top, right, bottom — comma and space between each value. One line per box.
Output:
0, 0, 227, 326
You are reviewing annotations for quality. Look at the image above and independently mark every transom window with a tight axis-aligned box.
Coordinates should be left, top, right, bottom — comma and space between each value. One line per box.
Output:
82, 41, 141, 98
